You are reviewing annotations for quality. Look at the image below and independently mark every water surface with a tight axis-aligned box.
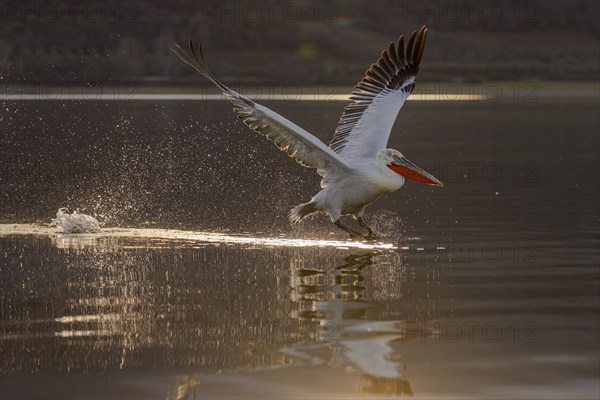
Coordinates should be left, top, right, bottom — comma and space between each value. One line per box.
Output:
1, 96, 598, 399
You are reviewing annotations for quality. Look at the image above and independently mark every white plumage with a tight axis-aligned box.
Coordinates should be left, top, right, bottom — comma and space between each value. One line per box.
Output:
172, 26, 442, 239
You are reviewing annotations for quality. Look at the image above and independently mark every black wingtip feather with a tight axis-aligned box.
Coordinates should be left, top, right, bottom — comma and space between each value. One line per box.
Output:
328, 26, 429, 153
405, 29, 417, 64
411, 26, 428, 71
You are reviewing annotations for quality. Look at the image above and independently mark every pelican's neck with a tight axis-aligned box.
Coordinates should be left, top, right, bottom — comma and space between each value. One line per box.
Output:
374, 157, 405, 192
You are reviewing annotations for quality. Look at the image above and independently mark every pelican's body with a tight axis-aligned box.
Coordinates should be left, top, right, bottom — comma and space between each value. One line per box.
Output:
173, 26, 442, 238
294, 157, 404, 222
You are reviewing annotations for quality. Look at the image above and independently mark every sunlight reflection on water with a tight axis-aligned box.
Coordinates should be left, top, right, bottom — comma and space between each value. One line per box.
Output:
1, 224, 396, 250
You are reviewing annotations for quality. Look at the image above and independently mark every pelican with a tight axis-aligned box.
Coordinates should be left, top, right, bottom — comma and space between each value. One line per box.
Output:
172, 26, 442, 239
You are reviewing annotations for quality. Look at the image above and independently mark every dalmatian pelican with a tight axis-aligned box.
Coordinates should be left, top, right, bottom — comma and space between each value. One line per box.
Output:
172, 26, 442, 239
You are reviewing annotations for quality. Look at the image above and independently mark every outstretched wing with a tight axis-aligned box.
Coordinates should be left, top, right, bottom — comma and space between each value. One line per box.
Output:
172, 40, 350, 181
329, 26, 428, 161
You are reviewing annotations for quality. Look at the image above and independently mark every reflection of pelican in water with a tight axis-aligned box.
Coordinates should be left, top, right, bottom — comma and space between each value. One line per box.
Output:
170, 375, 200, 400
288, 252, 427, 396
337, 325, 418, 396
291, 253, 373, 320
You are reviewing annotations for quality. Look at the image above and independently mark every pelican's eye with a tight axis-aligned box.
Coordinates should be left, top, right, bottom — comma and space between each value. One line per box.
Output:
392, 154, 399, 160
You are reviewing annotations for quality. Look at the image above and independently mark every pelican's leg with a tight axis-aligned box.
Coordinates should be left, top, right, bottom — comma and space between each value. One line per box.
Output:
334, 220, 363, 238
357, 217, 378, 240
353, 208, 378, 240
356, 217, 375, 235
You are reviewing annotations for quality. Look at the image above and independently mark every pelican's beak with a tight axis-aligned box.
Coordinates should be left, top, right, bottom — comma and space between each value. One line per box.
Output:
389, 157, 443, 187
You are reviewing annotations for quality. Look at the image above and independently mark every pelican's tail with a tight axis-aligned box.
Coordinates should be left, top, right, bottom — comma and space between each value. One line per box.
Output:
290, 201, 318, 223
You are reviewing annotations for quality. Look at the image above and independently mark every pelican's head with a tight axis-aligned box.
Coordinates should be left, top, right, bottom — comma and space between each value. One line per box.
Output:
380, 149, 443, 187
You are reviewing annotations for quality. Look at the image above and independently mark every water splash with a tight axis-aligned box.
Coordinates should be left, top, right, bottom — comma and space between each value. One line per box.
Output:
50, 208, 101, 233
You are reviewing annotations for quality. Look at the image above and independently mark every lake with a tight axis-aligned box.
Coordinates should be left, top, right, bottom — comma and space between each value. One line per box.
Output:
1, 91, 599, 399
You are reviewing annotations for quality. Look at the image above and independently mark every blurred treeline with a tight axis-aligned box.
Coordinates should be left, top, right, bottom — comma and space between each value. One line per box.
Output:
0, 0, 598, 84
